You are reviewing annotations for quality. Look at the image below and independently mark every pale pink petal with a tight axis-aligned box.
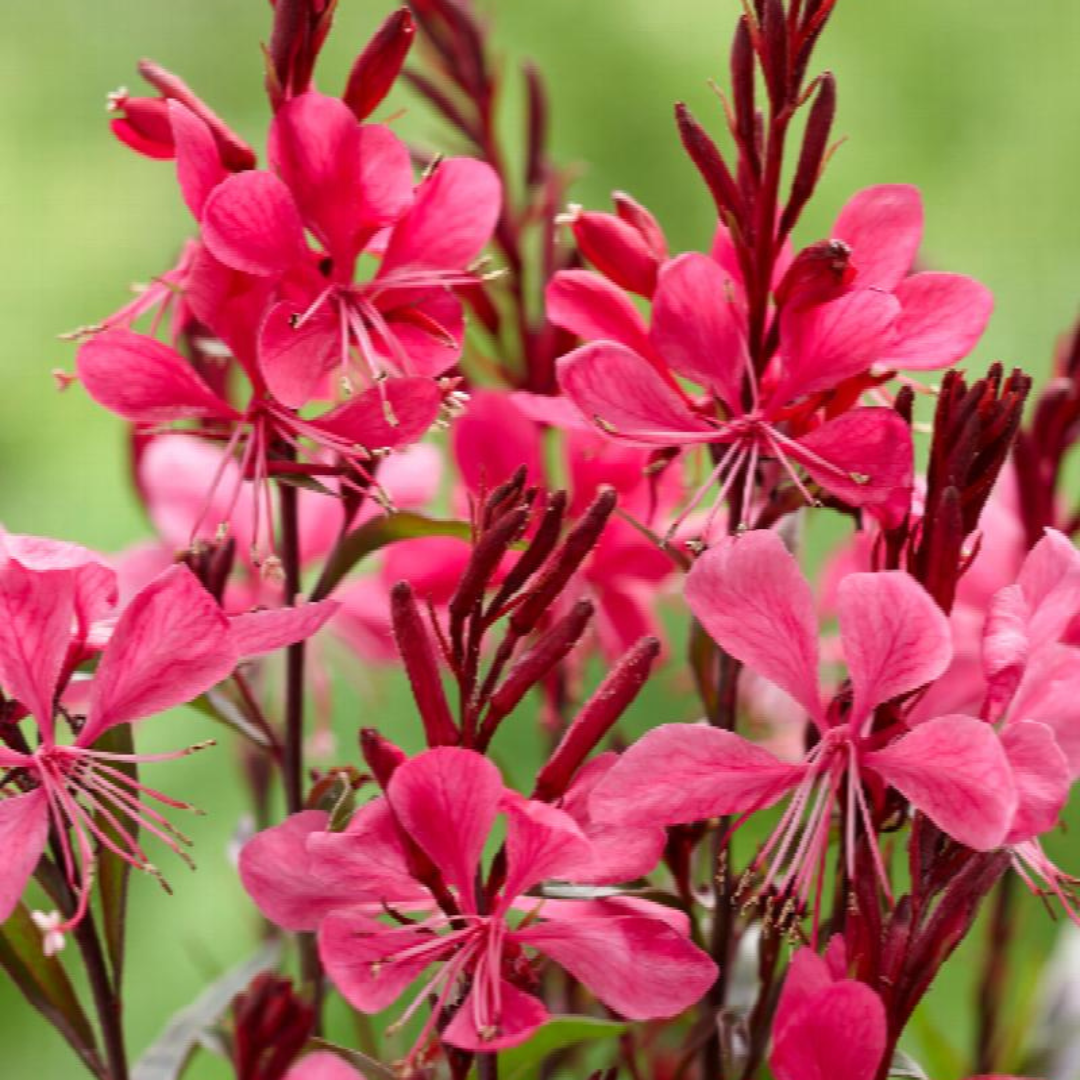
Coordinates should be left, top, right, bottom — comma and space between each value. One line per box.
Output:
452, 391, 544, 494
685, 530, 822, 723
81, 564, 235, 743
864, 716, 1017, 850
167, 100, 226, 220
837, 571, 952, 728
285, 1051, 367, 1080
202, 171, 306, 277
499, 793, 592, 905
557, 343, 717, 447
881, 272, 993, 370
0, 559, 75, 734
832, 184, 923, 290
259, 300, 340, 409
77, 330, 237, 423
381, 158, 501, 273
982, 584, 1031, 710
545, 270, 653, 357
775, 290, 900, 404
378, 442, 443, 510
1010, 644, 1080, 777
387, 748, 503, 909
1002, 721, 1070, 844
651, 252, 748, 410
516, 915, 717, 1020
589, 724, 807, 827
327, 578, 395, 663
0, 789, 50, 921
1018, 529, 1080, 651
442, 979, 549, 1051
228, 601, 339, 659
310, 376, 441, 450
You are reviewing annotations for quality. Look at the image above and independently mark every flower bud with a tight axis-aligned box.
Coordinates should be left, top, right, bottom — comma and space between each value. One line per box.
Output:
564, 204, 662, 298
343, 8, 416, 121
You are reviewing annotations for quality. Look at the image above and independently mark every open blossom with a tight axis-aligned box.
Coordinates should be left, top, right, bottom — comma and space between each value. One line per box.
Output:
284, 1053, 366, 1080
591, 529, 1017, 921
241, 748, 713, 1059
0, 536, 336, 951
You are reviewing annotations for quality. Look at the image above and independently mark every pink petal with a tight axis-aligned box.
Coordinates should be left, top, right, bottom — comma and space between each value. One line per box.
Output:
377, 288, 464, 377
499, 792, 593, 905
239, 810, 357, 931
837, 571, 952, 728
81, 564, 235, 744
442, 979, 549, 1051
771, 978, 887, 1080
790, 408, 914, 522
589, 724, 807, 827
1009, 644, 1080, 777
285, 1051, 366, 1080
259, 300, 340, 409
545, 270, 653, 357
452, 390, 544, 495
510, 390, 597, 433
685, 530, 823, 723
0, 789, 50, 921
556, 343, 717, 447
77, 329, 237, 424
865, 715, 1017, 850
167, 100, 226, 220
0, 559, 76, 734
775, 290, 900, 404
310, 376, 441, 450
881, 272, 993, 370
387, 748, 503, 909
772, 948, 836, 1043
228, 601, 339, 659
202, 171, 306, 277
832, 184, 923, 290
1018, 529, 1080, 651
1002, 721, 1070, 844
982, 584, 1030, 711
516, 915, 717, 1020
650, 252, 748, 410
355, 124, 415, 233
381, 158, 501, 273
593, 585, 662, 664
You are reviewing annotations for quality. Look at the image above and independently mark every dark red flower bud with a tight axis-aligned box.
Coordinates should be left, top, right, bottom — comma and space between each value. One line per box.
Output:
675, 102, 744, 228
524, 61, 549, 188
760, 0, 790, 110
232, 973, 314, 1080
359, 728, 407, 789
267, 0, 337, 109
566, 204, 662, 298
773, 237, 853, 310
780, 72, 836, 237
730, 17, 758, 175
343, 8, 416, 120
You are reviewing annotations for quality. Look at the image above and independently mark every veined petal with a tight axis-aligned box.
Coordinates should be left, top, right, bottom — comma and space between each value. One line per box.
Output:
686, 530, 823, 724
556, 343, 717, 447
452, 390, 545, 495
1018, 529, 1080, 651
515, 915, 716, 1020
1002, 721, 1070, 844
881, 272, 993, 370
837, 571, 952, 729
388, 748, 503, 910
589, 724, 807, 827
259, 300, 340, 409
202, 170, 306, 277
228, 600, 339, 659
355, 124, 415, 233
832, 184, 923, 290
81, 564, 234, 743
77, 329, 237, 423
0, 789, 50, 922
442, 979, 549, 1051
167, 100, 226, 220
310, 376, 441, 450
864, 715, 1017, 850
499, 792, 592, 906
545, 270, 653, 357
1010, 645, 1080, 777
651, 252, 748, 410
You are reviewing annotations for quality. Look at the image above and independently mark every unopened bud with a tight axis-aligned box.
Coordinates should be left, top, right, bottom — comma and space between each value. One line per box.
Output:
343, 8, 416, 120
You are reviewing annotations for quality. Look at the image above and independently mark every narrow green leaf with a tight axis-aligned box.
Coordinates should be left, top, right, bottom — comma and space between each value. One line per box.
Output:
307, 1038, 396, 1080
498, 1016, 628, 1079
0, 902, 101, 1073
311, 513, 472, 601
192, 687, 273, 749
132, 941, 281, 1080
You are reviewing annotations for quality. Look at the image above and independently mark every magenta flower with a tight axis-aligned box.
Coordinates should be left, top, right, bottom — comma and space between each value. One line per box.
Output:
0, 546, 336, 952
284, 1053, 365, 1080
591, 530, 1017, 918
241, 748, 713, 1058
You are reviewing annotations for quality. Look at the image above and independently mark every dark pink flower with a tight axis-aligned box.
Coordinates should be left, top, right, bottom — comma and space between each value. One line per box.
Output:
284, 1053, 365, 1080
591, 530, 1017, 920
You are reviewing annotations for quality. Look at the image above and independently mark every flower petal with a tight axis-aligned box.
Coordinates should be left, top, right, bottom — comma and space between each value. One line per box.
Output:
545, 270, 653, 357
441, 979, 550, 1051
685, 530, 822, 723
865, 715, 1017, 850
589, 724, 806, 827
228, 601, 339, 659
0, 789, 50, 921
259, 300, 341, 409
499, 792, 592, 905
81, 564, 234, 743
516, 915, 716, 1020
285, 1051, 367, 1080
452, 390, 545, 495
881, 272, 993, 370
387, 748, 503, 909
1002, 721, 1070, 844
1010, 645, 1080, 777
77, 329, 237, 423
832, 184, 923, 290
167, 100, 226, 220
310, 376, 441, 450
837, 570, 952, 728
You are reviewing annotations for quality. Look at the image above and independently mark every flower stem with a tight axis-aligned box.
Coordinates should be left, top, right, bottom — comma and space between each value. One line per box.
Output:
279, 479, 305, 816
974, 874, 1016, 1073
478, 1053, 499, 1080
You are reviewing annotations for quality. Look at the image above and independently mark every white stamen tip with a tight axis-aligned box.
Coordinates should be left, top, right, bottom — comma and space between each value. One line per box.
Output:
31, 911, 66, 957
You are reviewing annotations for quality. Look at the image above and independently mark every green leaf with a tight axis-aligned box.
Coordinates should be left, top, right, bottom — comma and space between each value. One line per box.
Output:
497, 1016, 628, 1079
0, 902, 101, 1074
310, 512, 472, 601
192, 687, 274, 750
132, 941, 281, 1080
307, 1038, 396, 1080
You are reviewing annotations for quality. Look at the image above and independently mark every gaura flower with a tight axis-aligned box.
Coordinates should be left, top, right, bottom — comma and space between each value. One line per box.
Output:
0, 545, 336, 952
284, 1052, 366, 1080
590, 530, 1017, 926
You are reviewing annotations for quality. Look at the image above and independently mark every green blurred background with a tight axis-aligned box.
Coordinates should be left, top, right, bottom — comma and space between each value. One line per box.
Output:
1, 1, 1079, 1076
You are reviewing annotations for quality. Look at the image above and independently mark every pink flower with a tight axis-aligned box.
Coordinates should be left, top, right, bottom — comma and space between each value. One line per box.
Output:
241, 748, 714, 1059
284, 1052, 366, 1080
591, 530, 1017, 921
0, 547, 335, 952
